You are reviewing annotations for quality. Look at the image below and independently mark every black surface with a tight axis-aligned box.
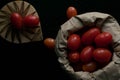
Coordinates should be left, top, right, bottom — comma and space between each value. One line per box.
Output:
0, 0, 120, 80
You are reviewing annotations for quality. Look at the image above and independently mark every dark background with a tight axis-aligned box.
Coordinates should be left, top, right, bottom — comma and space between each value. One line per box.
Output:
0, 0, 120, 80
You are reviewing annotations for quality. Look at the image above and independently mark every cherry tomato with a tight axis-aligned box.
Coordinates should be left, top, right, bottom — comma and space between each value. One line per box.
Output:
44, 38, 55, 49
95, 32, 113, 48
23, 15, 39, 28
66, 6, 77, 19
10, 12, 23, 30
82, 62, 97, 72
93, 48, 112, 63
67, 34, 81, 51
81, 28, 100, 46
68, 51, 80, 63
80, 46, 94, 63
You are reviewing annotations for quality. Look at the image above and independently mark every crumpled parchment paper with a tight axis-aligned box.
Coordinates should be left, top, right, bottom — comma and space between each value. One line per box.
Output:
55, 12, 120, 80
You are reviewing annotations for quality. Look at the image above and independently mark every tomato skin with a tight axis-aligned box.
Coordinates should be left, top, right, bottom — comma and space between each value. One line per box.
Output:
68, 51, 80, 63
82, 62, 97, 72
67, 34, 81, 51
81, 28, 100, 46
23, 15, 39, 28
10, 12, 23, 29
80, 46, 94, 63
66, 6, 77, 19
44, 38, 55, 49
93, 48, 112, 63
95, 32, 112, 48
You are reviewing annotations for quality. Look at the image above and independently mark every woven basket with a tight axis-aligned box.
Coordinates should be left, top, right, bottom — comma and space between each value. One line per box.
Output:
0, 1, 43, 44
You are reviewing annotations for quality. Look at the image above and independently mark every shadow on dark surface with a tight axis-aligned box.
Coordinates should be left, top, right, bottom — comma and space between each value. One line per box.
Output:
0, 0, 120, 80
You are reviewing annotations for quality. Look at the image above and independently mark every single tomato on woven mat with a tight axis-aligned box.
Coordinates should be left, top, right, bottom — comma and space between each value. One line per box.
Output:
10, 12, 23, 30
23, 14, 39, 28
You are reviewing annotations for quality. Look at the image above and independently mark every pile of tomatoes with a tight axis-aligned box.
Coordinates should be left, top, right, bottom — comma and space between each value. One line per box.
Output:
43, 6, 113, 73
67, 27, 113, 72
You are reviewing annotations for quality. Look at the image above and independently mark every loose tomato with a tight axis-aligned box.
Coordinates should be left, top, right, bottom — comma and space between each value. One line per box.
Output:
23, 15, 39, 28
67, 34, 81, 51
66, 6, 77, 19
95, 32, 113, 48
82, 62, 97, 72
80, 46, 94, 63
68, 51, 80, 63
81, 28, 100, 46
93, 48, 112, 63
44, 38, 55, 49
10, 12, 23, 30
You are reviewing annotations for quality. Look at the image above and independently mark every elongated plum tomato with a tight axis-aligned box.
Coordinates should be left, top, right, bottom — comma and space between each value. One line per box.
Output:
67, 34, 81, 51
80, 46, 94, 63
44, 38, 55, 49
81, 28, 100, 46
23, 15, 39, 28
82, 62, 97, 72
66, 6, 77, 19
10, 12, 23, 30
95, 32, 112, 48
93, 48, 112, 63
68, 51, 80, 63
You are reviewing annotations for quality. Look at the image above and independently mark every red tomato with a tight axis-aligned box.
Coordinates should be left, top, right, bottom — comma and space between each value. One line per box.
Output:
68, 51, 80, 63
44, 38, 55, 49
67, 34, 81, 51
93, 48, 112, 63
95, 32, 113, 48
66, 6, 77, 19
82, 62, 97, 72
80, 46, 94, 63
10, 12, 23, 30
81, 28, 100, 46
23, 15, 39, 28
